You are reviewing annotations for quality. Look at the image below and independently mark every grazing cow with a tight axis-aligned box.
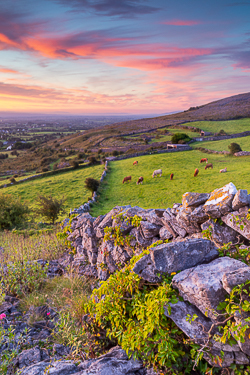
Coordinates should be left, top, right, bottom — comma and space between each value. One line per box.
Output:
200, 158, 208, 163
170, 173, 174, 180
152, 169, 162, 178
194, 168, 199, 177
133, 161, 138, 165
122, 176, 131, 184
137, 176, 143, 185
220, 167, 227, 173
205, 163, 213, 170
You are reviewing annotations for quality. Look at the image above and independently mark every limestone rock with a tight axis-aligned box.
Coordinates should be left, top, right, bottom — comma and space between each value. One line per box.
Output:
20, 360, 79, 375
172, 257, 249, 322
221, 208, 250, 240
232, 189, 250, 211
140, 221, 161, 239
222, 267, 250, 294
204, 182, 237, 218
182, 192, 210, 208
201, 219, 239, 246
162, 209, 187, 238
159, 226, 173, 240
133, 238, 218, 283
77, 346, 143, 375
189, 205, 209, 224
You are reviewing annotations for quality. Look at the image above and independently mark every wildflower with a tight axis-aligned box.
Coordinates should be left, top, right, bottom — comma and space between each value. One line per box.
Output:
171, 272, 176, 276
47, 312, 51, 316
0, 313, 6, 320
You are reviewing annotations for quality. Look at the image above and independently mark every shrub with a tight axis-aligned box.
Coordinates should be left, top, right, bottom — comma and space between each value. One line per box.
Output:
0, 194, 30, 229
171, 133, 191, 144
88, 156, 98, 165
42, 167, 49, 172
228, 142, 242, 155
77, 152, 85, 159
84, 178, 99, 195
35, 195, 66, 224
217, 129, 227, 136
112, 150, 119, 156
70, 160, 79, 169
53, 163, 58, 171
98, 149, 103, 155
9, 177, 16, 183
0, 261, 48, 297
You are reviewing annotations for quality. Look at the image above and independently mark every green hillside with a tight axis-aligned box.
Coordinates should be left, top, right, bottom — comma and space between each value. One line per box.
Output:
92, 150, 250, 216
183, 118, 250, 134
2, 165, 104, 220
192, 135, 250, 151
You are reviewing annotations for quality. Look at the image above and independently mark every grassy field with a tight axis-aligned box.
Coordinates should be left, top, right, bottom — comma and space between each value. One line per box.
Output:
91, 150, 250, 216
2, 165, 104, 220
182, 118, 250, 134
192, 136, 250, 151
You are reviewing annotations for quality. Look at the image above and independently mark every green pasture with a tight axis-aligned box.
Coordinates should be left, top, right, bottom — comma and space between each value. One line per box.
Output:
2, 165, 104, 220
192, 136, 250, 152
91, 150, 250, 216
182, 118, 250, 135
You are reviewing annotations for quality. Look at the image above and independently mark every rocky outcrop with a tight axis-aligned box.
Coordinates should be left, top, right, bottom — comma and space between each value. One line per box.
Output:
67, 182, 249, 282
18, 346, 149, 375
64, 182, 250, 368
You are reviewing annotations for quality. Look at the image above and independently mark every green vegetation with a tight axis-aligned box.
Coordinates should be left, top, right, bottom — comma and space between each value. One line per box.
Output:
2, 165, 104, 220
91, 150, 250, 216
228, 142, 242, 155
171, 132, 191, 144
0, 193, 30, 229
36, 195, 66, 224
192, 136, 250, 151
182, 118, 250, 135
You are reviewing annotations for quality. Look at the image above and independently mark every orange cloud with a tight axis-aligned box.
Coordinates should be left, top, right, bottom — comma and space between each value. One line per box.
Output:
162, 19, 201, 26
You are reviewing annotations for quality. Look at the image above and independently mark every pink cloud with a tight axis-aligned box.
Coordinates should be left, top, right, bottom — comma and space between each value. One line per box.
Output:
162, 19, 201, 26
0, 67, 20, 74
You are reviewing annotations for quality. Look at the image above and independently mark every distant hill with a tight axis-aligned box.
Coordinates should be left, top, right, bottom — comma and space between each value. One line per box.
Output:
58, 92, 250, 150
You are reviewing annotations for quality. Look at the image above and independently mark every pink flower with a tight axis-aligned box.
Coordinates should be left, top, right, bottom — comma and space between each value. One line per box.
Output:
47, 312, 50, 316
0, 313, 6, 320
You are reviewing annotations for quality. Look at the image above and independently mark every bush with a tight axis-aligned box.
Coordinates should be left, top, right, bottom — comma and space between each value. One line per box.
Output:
9, 177, 16, 184
217, 129, 227, 136
41, 167, 49, 172
35, 195, 65, 224
88, 156, 98, 165
171, 133, 191, 144
70, 160, 79, 169
228, 142, 242, 155
112, 150, 119, 156
0, 194, 30, 229
84, 178, 99, 195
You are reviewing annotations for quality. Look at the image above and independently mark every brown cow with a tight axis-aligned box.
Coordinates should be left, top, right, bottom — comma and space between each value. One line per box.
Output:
200, 158, 208, 163
122, 176, 131, 183
194, 168, 199, 177
170, 173, 174, 180
133, 161, 138, 165
137, 176, 143, 185
205, 163, 213, 170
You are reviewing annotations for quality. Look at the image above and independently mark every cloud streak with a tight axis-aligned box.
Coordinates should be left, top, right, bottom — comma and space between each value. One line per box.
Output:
162, 19, 201, 26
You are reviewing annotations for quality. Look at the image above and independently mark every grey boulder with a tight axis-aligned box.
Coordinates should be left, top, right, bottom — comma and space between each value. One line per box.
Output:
133, 238, 218, 282
172, 257, 250, 322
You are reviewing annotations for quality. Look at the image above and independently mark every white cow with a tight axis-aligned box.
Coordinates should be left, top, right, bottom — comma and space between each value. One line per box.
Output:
220, 167, 227, 173
152, 169, 162, 178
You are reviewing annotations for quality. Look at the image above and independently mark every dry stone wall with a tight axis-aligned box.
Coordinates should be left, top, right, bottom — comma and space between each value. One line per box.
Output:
67, 182, 250, 367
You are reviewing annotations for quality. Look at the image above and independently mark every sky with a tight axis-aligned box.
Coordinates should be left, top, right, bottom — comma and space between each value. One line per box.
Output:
0, 0, 250, 115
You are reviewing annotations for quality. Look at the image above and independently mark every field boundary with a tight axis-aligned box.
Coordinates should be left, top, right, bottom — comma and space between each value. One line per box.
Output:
0, 162, 97, 190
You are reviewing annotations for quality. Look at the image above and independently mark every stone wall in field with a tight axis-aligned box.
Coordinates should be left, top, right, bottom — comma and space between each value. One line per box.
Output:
67, 182, 250, 368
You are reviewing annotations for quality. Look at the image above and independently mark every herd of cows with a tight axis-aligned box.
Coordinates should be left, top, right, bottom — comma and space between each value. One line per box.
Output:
122, 158, 228, 185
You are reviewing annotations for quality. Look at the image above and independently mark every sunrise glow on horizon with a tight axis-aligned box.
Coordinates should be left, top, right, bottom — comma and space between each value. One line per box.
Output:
0, 0, 250, 115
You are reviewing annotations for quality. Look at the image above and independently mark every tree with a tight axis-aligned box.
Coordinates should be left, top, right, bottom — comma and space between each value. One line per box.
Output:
171, 133, 191, 144
36, 195, 65, 224
84, 178, 99, 196
228, 142, 242, 155
0, 193, 30, 229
